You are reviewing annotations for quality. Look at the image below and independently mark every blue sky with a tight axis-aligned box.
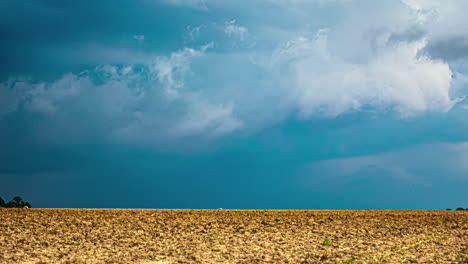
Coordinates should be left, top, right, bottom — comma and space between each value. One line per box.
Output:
1, 0, 468, 209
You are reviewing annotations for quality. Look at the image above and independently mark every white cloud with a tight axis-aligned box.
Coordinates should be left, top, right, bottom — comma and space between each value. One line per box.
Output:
400, 0, 468, 54
3, 0, 468, 145
26, 74, 84, 114
0, 45, 242, 144
266, 30, 461, 118
153, 47, 204, 99
174, 102, 243, 137
224, 20, 248, 41
186, 26, 202, 41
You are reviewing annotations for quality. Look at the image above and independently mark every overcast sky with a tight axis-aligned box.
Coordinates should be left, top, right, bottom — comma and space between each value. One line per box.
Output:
1, 0, 467, 208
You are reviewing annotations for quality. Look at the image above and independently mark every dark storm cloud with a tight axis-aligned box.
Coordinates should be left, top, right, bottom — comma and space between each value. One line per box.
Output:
0, 0, 206, 80
423, 35, 468, 61
388, 26, 426, 43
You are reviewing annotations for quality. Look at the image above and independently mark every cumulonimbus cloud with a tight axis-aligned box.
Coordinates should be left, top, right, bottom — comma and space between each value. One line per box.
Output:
277, 33, 460, 117
1, 0, 467, 146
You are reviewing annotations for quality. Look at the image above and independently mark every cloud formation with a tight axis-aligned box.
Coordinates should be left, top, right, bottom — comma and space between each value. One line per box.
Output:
0, 45, 242, 144
224, 20, 248, 41
300, 142, 468, 190
270, 32, 459, 117
1, 0, 468, 146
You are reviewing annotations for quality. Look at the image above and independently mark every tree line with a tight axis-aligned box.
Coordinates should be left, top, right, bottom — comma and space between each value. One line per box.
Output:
0, 196, 31, 208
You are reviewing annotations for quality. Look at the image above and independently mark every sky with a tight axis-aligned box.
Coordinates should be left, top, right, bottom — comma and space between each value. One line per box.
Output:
1, 0, 468, 209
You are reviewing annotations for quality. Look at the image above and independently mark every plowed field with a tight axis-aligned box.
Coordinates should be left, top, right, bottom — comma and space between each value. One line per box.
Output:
0, 209, 467, 263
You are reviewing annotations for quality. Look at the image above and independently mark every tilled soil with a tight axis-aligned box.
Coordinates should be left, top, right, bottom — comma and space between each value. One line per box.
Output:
0, 209, 467, 263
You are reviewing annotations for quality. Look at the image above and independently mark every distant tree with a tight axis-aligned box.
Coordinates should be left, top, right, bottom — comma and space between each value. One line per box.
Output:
1, 196, 31, 208
12, 196, 23, 204
12, 196, 28, 208
455, 207, 465, 211
446, 208, 452, 210
6, 201, 17, 208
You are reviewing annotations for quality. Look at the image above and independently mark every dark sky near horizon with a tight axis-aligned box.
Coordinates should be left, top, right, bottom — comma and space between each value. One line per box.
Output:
1, 0, 468, 209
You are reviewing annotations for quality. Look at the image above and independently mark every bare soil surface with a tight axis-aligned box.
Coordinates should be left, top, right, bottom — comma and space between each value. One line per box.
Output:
0, 209, 467, 263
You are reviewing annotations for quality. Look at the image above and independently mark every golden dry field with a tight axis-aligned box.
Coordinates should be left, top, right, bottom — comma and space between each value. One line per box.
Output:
0, 209, 467, 263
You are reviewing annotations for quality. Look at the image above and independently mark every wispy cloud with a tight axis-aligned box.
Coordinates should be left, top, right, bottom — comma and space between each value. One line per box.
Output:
299, 142, 468, 191
224, 20, 248, 41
